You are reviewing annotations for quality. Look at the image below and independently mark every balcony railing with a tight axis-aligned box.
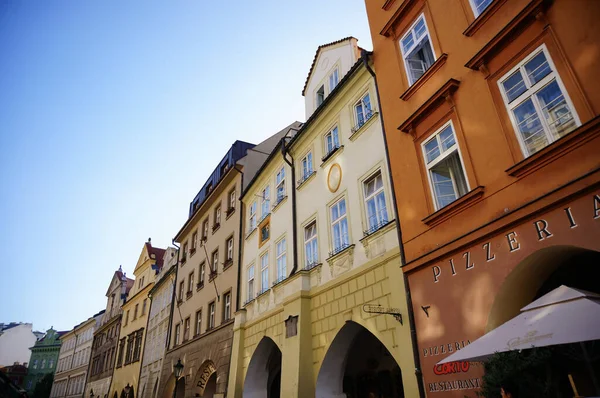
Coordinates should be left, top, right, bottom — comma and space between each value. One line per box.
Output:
351, 109, 375, 134
322, 144, 342, 162
272, 274, 287, 287
363, 208, 390, 237
297, 171, 316, 187
257, 286, 270, 297
329, 233, 351, 258
304, 261, 321, 271
272, 194, 287, 209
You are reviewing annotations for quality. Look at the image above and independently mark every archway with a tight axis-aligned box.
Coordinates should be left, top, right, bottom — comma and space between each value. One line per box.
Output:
316, 321, 404, 398
160, 374, 182, 398
485, 246, 600, 396
193, 360, 218, 397
175, 378, 185, 398
243, 337, 282, 398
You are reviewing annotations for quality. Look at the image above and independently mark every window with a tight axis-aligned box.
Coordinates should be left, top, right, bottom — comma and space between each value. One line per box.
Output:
226, 237, 234, 263
499, 45, 579, 157
199, 262, 205, 287
261, 186, 270, 219
49, 358, 54, 368
275, 167, 285, 203
184, 317, 190, 341
117, 338, 125, 367
211, 249, 218, 274
41, 359, 46, 369
195, 310, 202, 336
329, 68, 339, 92
260, 222, 270, 244
422, 121, 469, 210
247, 264, 255, 302
33, 359, 38, 369
330, 198, 350, 254
178, 281, 184, 302
221, 162, 229, 176
364, 171, 388, 233
125, 310, 129, 326
223, 292, 231, 321
188, 272, 194, 293
470, 0, 493, 17
142, 298, 147, 315
174, 324, 180, 346
214, 204, 221, 228
400, 14, 436, 85
300, 152, 313, 181
354, 93, 373, 130
228, 189, 236, 211
202, 219, 209, 240
191, 230, 198, 253
182, 242, 188, 262
272, 238, 285, 284
304, 221, 319, 269
316, 85, 325, 107
207, 182, 213, 194
324, 126, 340, 156
249, 201, 257, 232
208, 302, 216, 330
260, 252, 269, 294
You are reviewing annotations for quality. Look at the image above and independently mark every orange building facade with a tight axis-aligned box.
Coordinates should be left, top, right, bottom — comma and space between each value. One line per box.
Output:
365, 0, 600, 396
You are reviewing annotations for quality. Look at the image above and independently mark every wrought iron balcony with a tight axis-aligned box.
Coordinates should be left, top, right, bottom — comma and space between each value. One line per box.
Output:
351, 109, 375, 134
297, 171, 316, 187
363, 208, 390, 237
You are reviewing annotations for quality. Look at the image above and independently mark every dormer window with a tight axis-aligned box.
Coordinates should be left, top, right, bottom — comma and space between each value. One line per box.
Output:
207, 183, 213, 195
316, 85, 325, 107
221, 162, 229, 177
328, 68, 339, 92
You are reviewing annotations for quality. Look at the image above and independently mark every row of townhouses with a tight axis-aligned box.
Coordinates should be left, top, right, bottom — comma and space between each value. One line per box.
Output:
49, 0, 600, 397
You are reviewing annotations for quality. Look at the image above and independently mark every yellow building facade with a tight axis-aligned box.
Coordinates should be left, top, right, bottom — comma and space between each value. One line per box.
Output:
110, 240, 165, 398
227, 38, 420, 398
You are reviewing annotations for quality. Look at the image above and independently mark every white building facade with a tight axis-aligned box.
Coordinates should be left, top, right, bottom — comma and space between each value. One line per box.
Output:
0, 322, 38, 367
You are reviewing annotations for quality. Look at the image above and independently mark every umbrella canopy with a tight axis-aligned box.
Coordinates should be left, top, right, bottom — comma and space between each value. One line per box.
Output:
438, 285, 600, 364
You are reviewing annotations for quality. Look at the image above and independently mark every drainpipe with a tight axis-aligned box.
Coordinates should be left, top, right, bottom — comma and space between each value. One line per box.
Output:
362, 49, 426, 398
166, 240, 181, 350
280, 139, 298, 275
232, 164, 244, 313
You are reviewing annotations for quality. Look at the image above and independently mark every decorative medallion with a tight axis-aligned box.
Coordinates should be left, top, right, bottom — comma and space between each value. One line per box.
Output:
320, 57, 330, 71
327, 163, 342, 193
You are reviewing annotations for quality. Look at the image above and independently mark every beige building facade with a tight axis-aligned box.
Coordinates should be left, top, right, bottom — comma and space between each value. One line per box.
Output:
110, 241, 165, 398
138, 247, 178, 398
227, 38, 420, 398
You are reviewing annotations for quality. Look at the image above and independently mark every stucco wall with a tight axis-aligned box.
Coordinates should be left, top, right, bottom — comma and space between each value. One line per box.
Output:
0, 323, 37, 367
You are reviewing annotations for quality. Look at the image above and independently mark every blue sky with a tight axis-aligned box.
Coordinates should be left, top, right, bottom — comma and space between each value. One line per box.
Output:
0, 1, 372, 332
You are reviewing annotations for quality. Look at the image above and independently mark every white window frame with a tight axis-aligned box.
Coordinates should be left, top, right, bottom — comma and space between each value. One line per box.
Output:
223, 292, 231, 321
261, 186, 270, 218
174, 324, 180, 345
363, 170, 388, 232
247, 264, 255, 301
202, 219, 209, 239
301, 151, 313, 180
469, 0, 493, 17
199, 262, 205, 285
275, 238, 287, 283
354, 92, 373, 130
316, 84, 325, 107
208, 302, 215, 329
304, 220, 319, 268
324, 125, 340, 155
215, 204, 221, 226
260, 252, 269, 294
497, 44, 580, 157
330, 197, 350, 253
188, 272, 194, 293
400, 13, 437, 86
229, 189, 236, 210
249, 201, 257, 231
421, 120, 470, 210
328, 67, 339, 92
275, 167, 285, 203
227, 237, 234, 261
211, 250, 218, 274
195, 309, 202, 336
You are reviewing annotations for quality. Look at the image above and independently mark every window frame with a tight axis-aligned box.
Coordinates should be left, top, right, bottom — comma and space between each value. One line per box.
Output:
469, 0, 494, 17
329, 196, 351, 255
328, 67, 339, 92
195, 309, 202, 336
247, 263, 255, 302
211, 249, 219, 275
228, 189, 236, 211
421, 120, 471, 211
184, 317, 190, 342
362, 170, 389, 233
199, 262, 205, 287
260, 185, 271, 219
208, 301, 216, 330
226, 236, 234, 262
191, 230, 198, 253
399, 13, 437, 86
301, 151, 313, 179
354, 92, 374, 131
223, 291, 231, 321
260, 251, 269, 295
316, 84, 325, 107
249, 201, 257, 231
174, 324, 180, 346
214, 203, 221, 228
275, 167, 286, 204
188, 271, 194, 293
304, 220, 319, 269
275, 237, 287, 284
497, 44, 581, 158
324, 125, 341, 156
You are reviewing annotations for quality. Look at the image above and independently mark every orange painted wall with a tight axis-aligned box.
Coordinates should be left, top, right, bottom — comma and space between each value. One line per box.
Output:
365, 0, 600, 396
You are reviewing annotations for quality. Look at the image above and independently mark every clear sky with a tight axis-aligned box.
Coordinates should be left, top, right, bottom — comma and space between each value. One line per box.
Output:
0, 1, 373, 332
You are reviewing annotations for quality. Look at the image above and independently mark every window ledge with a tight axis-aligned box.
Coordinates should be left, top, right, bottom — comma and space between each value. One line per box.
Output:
465, 0, 550, 70
256, 288, 270, 299
327, 244, 356, 262
212, 223, 221, 233
297, 171, 317, 190
463, 0, 508, 37
186, 291, 193, 299
422, 186, 485, 227
225, 208, 236, 220
243, 297, 255, 307
321, 145, 345, 168
223, 259, 234, 271
272, 196, 288, 212
506, 116, 600, 178
196, 283, 204, 291
398, 79, 460, 135
350, 112, 379, 141
245, 227, 257, 240
190, 248, 196, 256
360, 220, 396, 243
177, 299, 183, 307
400, 54, 448, 101
301, 262, 322, 272
271, 276, 289, 288
180, 258, 187, 266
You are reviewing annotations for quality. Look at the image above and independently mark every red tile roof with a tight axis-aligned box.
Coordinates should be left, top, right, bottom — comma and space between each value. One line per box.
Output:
145, 242, 166, 271
302, 36, 357, 96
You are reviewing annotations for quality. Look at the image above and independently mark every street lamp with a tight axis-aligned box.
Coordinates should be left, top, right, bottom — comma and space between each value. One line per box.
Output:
172, 359, 184, 398
124, 384, 131, 398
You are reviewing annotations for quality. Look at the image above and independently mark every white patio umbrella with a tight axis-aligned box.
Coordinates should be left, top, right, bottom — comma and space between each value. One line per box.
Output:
437, 285, 600, 365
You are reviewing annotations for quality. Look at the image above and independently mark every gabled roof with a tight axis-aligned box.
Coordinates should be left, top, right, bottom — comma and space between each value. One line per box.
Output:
301, 36, 356, 96
145, 242, 166, 272
106, 267, 133, 297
